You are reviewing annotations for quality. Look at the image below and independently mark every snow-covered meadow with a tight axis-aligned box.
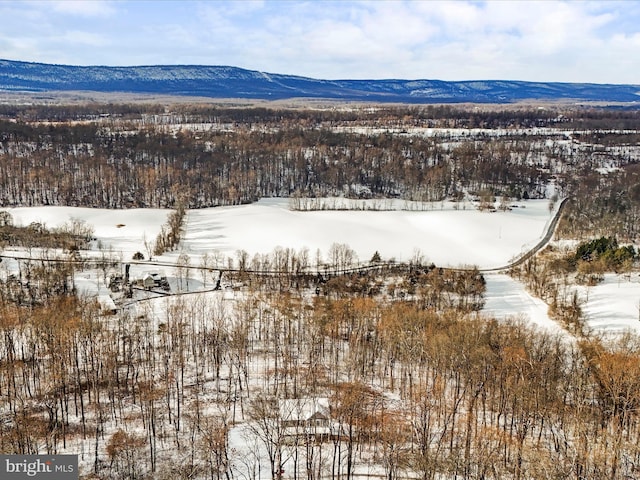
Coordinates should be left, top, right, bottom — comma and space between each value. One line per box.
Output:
4, 198, 554, 269
573, 273, 640, 335
4, 205, 170, 259
481, 273, 569, 335
178, 198, 554, 269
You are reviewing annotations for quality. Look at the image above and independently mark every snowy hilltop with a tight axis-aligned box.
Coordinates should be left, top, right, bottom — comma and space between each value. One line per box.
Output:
1, 58, 639, 103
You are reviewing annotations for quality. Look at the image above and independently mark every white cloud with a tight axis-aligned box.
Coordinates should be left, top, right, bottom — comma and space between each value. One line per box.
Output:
49, 0, 116, 17
62, 30, 109, 48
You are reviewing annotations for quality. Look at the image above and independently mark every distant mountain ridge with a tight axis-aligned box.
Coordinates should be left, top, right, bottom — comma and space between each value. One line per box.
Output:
1, 59, 639, 103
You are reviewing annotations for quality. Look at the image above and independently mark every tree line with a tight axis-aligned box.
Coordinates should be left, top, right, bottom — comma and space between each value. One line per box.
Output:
2, 102, 639, 129
0, 117, 556, 208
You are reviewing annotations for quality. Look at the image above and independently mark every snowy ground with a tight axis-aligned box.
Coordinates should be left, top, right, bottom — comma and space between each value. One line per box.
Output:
178, 198, 554, 269
3, 199, 640, 478
481, 273, 567, 336
573, 273, 640, 335
3, 198, 553, 270
5, 205, 170, 259
482, 272, 640, 337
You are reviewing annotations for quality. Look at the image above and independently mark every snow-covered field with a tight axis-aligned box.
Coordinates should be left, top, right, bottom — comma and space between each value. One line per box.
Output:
5, 205, 170, 258
4, 198, 640, 479
481, 273, 567, 335
4, 197, 554, 270
179, 198, 554, 269
481, 272, 640, 337
574, 273, 640, 335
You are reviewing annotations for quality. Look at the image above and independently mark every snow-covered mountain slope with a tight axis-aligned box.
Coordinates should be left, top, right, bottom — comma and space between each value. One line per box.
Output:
1, 59, 639, 103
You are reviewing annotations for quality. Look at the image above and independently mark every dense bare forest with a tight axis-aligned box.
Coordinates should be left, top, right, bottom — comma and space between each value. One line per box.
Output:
2, 276, 640, 479
2, 102, 640, 479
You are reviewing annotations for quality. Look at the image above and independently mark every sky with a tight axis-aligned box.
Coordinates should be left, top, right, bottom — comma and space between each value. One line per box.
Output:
0, 0, 639, 84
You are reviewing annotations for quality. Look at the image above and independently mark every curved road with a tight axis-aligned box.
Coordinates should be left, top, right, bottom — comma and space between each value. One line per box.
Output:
478, 196, 569, 273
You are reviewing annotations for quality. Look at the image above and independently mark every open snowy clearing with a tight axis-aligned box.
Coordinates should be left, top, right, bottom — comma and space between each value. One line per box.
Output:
482, 272, 640, 337
481, 273, 568, 336
4, 198, 555, 269
178, 198, 555, 269
573, 273, 640, 335
4, 205, 170, 258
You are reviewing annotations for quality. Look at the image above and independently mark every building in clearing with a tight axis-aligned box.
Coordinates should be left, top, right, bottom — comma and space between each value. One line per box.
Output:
279, 398, 333, 440
137, 271, 170, 291
142, 273, 156, 290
